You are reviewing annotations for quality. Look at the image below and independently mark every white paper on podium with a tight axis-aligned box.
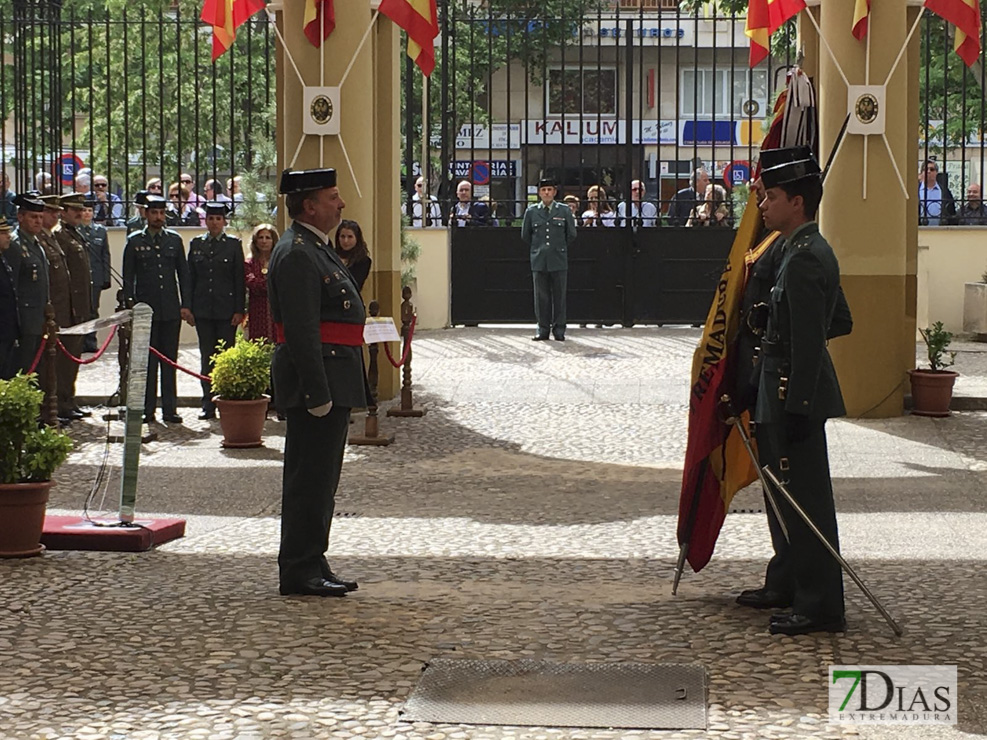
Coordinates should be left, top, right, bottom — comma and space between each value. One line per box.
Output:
364, 317, 401, 344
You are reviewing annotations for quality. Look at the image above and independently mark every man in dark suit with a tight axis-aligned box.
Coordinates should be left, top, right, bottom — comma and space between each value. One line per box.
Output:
122, 194, 192, 424
667, 168, 709, 226
6, 193, 49, 375
739, 150, 849, 636
187, 202, 245, 420
80, 199, 112, 353
0, 222, 18, 379
449, 180, 490, 227
268, 168, 369, 598
521, 177, 577, 341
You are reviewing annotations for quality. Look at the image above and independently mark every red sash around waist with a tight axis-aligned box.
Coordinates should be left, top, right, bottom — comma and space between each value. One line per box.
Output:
273, 321, 364, 346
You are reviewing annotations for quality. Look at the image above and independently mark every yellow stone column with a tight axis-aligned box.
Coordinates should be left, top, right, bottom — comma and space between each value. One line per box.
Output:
275, 4, 402, 400
813, 0, 914, 417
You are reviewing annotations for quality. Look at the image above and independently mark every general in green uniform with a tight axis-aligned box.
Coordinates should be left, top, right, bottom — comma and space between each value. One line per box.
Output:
520, 177, 577, 341
269, 168, 369, 598
747, 151, 849, 636
187, 201, 245, 419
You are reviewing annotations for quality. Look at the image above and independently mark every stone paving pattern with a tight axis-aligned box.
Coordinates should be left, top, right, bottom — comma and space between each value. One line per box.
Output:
2, 327, 986, 739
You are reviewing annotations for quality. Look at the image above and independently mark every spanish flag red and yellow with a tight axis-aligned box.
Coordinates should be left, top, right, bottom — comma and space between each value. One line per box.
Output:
303, 0, 335, 48
201, 0, 265, 61
852, 0, 871, 40
379, 0, 440, 77
925, 0, 982, 66
745, 0, 806, 66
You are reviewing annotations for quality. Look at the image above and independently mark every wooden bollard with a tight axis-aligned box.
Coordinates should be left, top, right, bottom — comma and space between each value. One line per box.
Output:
386, 286, 425, 418
349, 300, 394, 446
41, 304, 58, 427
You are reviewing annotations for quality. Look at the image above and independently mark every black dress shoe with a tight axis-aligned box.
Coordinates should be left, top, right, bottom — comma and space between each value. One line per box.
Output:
279, 577, 349, 597
769, 613, 846, 636
143, 415, 155, 424
532, 335, 549, 341
72, 407, 93, 418
736, 587, 793, 610
198, 410, 216, 420
59, 408, 84, 420
162, 414, 183, 424
325, 571, 358, 592
553, 335, 566, 341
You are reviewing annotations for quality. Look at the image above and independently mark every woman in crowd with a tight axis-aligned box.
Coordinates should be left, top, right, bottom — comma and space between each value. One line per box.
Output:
687, 183, 730, 227
334, 219, 372, 292
581, 185, 616, 227
244, 223, 278, 343
166, 181, 201, 227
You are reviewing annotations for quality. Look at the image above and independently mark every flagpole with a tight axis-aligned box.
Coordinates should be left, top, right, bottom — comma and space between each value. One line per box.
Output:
421, 71, 430, 224
320, 2, 326, 169
884, 7, 925, 86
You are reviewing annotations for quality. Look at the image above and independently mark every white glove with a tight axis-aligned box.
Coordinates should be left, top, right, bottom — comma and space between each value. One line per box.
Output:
308, 402, 332, 417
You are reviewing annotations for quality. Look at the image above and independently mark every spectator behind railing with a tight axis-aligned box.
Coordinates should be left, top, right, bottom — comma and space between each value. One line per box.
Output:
918, 159, 957, 226
581, 184, 616, 227
667, 168, 709, 227
402, 176, 442, 227
88, 174, 123, 226
166, 181, 202, 227
687, 183, 730, 228
616, 180, 658, 228
958, 183, 987, 225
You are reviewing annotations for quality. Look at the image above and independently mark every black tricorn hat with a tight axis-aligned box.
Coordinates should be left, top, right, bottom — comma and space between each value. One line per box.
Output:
760, 155, 822, 189
204, 201, 232, 217
537, 177, 557, 189
14, 193, 45, 212
144, 194, 168, 210
758, 146, 813, 172
279, 168, 337, 195
133, 190, 151, 207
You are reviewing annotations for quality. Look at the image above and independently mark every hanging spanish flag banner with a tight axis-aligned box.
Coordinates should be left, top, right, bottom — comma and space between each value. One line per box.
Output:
925, 0, 982, 66
201, 0, 265, 61
303, 0, 336, 48
745, 0, 806, 66
379, 0, 440, 76
852, 0, 871, 40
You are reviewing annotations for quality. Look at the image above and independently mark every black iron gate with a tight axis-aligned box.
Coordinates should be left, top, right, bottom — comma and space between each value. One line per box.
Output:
450, 225, 734, 326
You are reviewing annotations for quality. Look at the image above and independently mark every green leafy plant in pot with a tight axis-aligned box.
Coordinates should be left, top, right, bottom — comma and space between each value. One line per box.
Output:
0, 374, 74, 557
908, 321, 959, 417
210, 334, 275, 448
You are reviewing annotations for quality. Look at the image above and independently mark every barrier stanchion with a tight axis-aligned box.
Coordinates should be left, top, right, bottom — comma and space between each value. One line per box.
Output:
350, 300, 395, 446
386, 286, 425, 418
41, 305, 58, 427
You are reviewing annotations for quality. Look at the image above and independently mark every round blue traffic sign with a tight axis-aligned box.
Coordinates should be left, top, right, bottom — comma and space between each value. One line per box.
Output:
57, 153, 85, 188
725, 160, 751, 188
472, 161, 490, 186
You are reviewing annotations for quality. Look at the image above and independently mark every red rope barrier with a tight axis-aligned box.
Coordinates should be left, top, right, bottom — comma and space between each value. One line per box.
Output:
56, 325, 119, 365
383, 314, 417, 369
148, 345, 212, 382
27, 333, 48, 374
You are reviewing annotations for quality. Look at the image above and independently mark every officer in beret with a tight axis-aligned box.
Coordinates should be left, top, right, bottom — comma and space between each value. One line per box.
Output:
521, 177, 577, 341
741, 150, 849, 636
187, 201, 245, 420
269, 167, 369, 598
80, 198, 112, 353
122, 194, 192, 424
0, 222, 18, 379
5, 193, 49, 375
53, 193, 94, 419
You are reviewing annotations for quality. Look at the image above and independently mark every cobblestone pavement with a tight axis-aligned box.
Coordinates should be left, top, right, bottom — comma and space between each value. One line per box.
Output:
2, 327, 986, 740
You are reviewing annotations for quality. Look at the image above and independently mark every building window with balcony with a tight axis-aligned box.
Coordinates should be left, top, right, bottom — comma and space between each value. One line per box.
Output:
680, 68, 769, 118
547, 68, 618, 116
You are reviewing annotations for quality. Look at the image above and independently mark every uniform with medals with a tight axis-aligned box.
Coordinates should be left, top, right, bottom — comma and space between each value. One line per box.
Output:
269, 168, 369, 598
5, 194, 49, 373
0, 223, 19, 379
187, 201, 245, 419
122, 194, 191, 424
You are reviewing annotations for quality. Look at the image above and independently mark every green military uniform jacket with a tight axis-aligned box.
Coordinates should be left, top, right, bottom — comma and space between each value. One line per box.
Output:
755, 222, 846, 425
122, 226, 190, 322
6, 230, 49, 335
37, 230, 74, 329
188, 232, 245, 321
80, 222, 111, 291
521, 200, 577, 272
53, 222, 93, 325
268, 222, 369, 411
125, 215, 146, 235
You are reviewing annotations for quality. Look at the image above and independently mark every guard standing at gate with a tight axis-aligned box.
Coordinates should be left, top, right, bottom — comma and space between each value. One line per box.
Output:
122, 194, 192, 424
745, 149, 849, 636
6, 193, 48, 375
521, 177, 577, 341
269, 168, 368, 598
187, 201, 245, 420
36, 196, 75, 419
53, 193, 93, 420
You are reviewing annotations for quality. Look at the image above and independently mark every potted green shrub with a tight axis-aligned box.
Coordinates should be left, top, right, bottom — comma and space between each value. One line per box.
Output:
0, 374, 74, 557
210, 334, 275, 448
908, 321, 959, 417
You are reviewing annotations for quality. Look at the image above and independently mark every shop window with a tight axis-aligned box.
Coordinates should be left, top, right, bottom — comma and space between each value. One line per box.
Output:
547, 68, 618, 116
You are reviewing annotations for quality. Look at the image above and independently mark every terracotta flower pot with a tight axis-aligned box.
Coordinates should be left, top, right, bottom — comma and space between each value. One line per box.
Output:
0, 480, 54, 558
908, 369, 959, 417
214, 395, 270, 448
